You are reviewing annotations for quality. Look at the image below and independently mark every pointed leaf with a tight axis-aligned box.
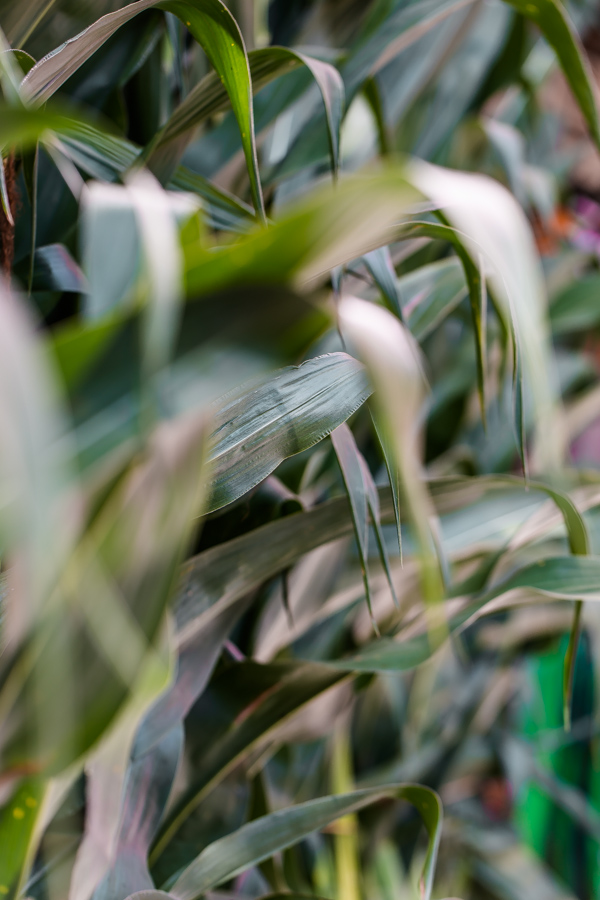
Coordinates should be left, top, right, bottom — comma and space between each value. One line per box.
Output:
506, 0, 600, 148
410, 162, 558, 472
207, 353, 372, 512
169, 784, 442, 900
21, 0, 266, 219
339, 297, 445, 642
148, 47, 344, 180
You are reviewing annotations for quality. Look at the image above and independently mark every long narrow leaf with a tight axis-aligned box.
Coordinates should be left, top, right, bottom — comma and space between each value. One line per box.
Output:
169, 784, 442, 900
21, 0, 266, 219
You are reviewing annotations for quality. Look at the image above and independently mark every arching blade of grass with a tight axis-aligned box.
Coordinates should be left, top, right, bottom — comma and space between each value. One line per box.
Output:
403, 220, 487, 425
505, 0, 600, 149
147, 47, 344, 181
167, 784, 442, 900
21, 0, 265, 220
410, 161, 558, 474
50, 120, 256, 230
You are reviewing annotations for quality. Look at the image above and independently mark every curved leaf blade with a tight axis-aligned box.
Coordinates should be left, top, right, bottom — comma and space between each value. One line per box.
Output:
148, 46, 344, 180
207, 353, 372, 512
506, 0, 600, 148
21, 0, 265, 219
169, 784, 442, 900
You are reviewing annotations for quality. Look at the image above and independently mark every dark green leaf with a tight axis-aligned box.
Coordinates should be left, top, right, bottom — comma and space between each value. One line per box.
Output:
168, 784, 442, 900
207, 353, 372, 512
505, 0, 600, 148
21, 0, 266, 219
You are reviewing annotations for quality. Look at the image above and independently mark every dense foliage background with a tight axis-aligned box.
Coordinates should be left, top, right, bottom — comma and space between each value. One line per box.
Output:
3, 0, 600, 898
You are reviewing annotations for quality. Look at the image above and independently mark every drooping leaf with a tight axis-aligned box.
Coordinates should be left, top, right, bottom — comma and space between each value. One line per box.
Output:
147, 47, 344, 181
21, 0, 266, 219
271, 0, 479, 176
168, 784, 442, 900
404, 219, 488, 424
505, 0, 600, 149
360, 247, 403, 321
410, 161, 558, 473
53, 120, 255, 230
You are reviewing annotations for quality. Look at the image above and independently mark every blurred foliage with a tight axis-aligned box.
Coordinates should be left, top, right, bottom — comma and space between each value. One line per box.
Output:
2, 0, 600, 898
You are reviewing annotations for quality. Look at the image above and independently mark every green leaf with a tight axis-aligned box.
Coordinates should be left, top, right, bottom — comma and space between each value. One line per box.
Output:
475, 555, 600, 607
0, 104, 97, 152
21, 0, 266, 219
331, 422, 398, 631
400, 258, 467, 342
0, 34, 27, 107
134, 586, 254, 757
0, 284, 75, 635
441, 473, 590, 556
404, 220, 488, 424
505, 0, 600, 148
168, 784, 442, 900
339, 297, 445, 641
360, 247, 403, 321
331, 422, 376, 629
53, 121, 254, 230
184, 167, 421, 297
1, 413, 210, 775
150, 659, 348, 865
0, 778, 46, 899
207, 353, 372, 512
14, 243, 86, 293
50, 314, 125, 389
371, 412, 402, 560
550, 275, 600, 335
82, 172, 194, 404
272, 0, 478, 176
410, 161, 558, 473
446, 473, 590, 730
147, 46, 344, 181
